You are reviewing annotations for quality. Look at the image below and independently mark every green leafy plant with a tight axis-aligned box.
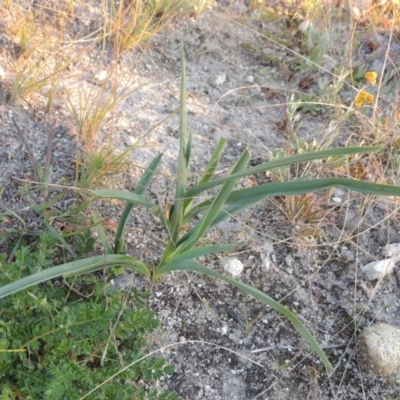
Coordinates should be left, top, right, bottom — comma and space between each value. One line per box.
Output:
0, 233, 178, 399
4, 45, 400, 374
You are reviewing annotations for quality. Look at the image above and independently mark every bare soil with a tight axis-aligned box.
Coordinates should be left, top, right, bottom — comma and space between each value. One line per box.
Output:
1, 1, 400, 399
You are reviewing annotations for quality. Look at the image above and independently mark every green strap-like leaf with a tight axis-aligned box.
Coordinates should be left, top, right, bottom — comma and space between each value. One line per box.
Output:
226, 177, 400, 203
114, 153, 163, 253
161, 243, 244, 267
177, 149, 251, 254
184, 177, 400, 225
0, 255, 150, 299
160, 260, 333, 372
183, 138, 227, 214
92, 212, 114, 255
184, 146, 381, 198
169, 43, 189, 244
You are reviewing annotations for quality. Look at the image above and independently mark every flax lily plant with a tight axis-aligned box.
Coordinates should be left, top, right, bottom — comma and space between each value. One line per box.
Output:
3, 45, 400, 372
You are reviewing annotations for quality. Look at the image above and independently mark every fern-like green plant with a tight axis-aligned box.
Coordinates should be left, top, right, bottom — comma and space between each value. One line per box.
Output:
0, 233, 178, 399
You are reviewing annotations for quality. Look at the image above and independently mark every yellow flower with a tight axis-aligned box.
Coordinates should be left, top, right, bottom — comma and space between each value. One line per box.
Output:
355, 91, 375, 107
365, 71, 378, 85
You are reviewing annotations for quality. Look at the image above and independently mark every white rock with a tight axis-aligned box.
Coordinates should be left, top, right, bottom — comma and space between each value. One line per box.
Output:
223, 258, 244, 277
215, 73, 226, 85
360, 258, 395, 280
383, 243, 400, 261
333, 188, 345, 197
260, 241, 275, 270
245, 75, 254, 83
358, 323, 400, 376
298, 19, 314, 33
94, 70, 108, 82
126, 136, 136, 146
285, 254, 294, 268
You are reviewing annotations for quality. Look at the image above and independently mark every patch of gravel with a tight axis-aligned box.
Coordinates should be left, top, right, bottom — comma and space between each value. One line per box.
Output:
1, 1, 400, 399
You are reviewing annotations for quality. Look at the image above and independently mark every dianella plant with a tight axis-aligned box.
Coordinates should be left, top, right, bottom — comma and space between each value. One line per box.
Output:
3, 45, 400, 372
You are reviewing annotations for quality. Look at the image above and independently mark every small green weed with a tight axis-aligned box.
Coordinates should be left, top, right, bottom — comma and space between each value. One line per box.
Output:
0, 232, 178, 399
4, 46, 400, 375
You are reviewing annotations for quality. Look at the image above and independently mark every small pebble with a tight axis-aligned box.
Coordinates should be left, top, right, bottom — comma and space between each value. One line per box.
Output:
215, 74, 226, 85
223, 258, 244, 277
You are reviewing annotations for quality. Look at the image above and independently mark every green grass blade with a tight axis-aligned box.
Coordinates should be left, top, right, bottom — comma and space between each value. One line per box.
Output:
183, 199, 213, 225
161, 260, 333, 372
184, 177, 400, 225
92, 189, 170, 231
184, 146, 381, 198
114, 153, 163, 253
210, 176, 400, 228
0, 255, 150, 299
92, 212, 114, 255
93, 190, 156, 208
41, 217, 78, 258
226, 177, 400, 204
169, 43, 189, 243
183, 138, 227, 214
186, 129, 192, 169
177, 149, 251, 254
165, 243, 244, 265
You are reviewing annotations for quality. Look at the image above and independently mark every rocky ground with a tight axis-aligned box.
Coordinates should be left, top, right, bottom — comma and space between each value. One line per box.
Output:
1, 1, 400, 399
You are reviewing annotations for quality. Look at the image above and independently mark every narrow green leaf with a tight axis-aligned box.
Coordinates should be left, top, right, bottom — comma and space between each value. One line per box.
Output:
114, 153, 163, 253
160, 260, 333, 372
0, 255, 150, 299
184, 177, 400, 225
169, 43, 189, 243
183, 138, 227, 214
41, 217, 77, 258
165, 243, 244, 265
184, 146, 381, 198
92, 212, 114, 255
177, 149, 251, 254
225, 177, 400, 203
186, 128, 192, 169
92, 189, 170, 231
93, 190, 156, 209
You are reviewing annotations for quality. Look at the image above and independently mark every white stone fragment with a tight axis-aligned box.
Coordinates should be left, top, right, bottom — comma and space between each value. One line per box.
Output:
260, 241, 275, 270
94, 70, 108, 82
359, 323, 400, 376
126, 136, 136, 146
223, 258, 244, 277
215, 73, 226, 85
285, 254, 294, 268
360, 258, 395, 280
361, 242, 400, 280
245, 75, 254, 83
333, 188, 345, 197
298, 19, 313, 33
383, 243, 400, 261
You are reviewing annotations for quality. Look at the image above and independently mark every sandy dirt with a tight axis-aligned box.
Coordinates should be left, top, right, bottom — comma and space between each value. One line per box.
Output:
1, 1, 400, 399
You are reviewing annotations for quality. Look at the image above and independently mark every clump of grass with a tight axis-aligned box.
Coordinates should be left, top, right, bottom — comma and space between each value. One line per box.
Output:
11, 115, 56, 197
75, 146, 129, 189
102, 0, 212, 53
63, 66, 125, 151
